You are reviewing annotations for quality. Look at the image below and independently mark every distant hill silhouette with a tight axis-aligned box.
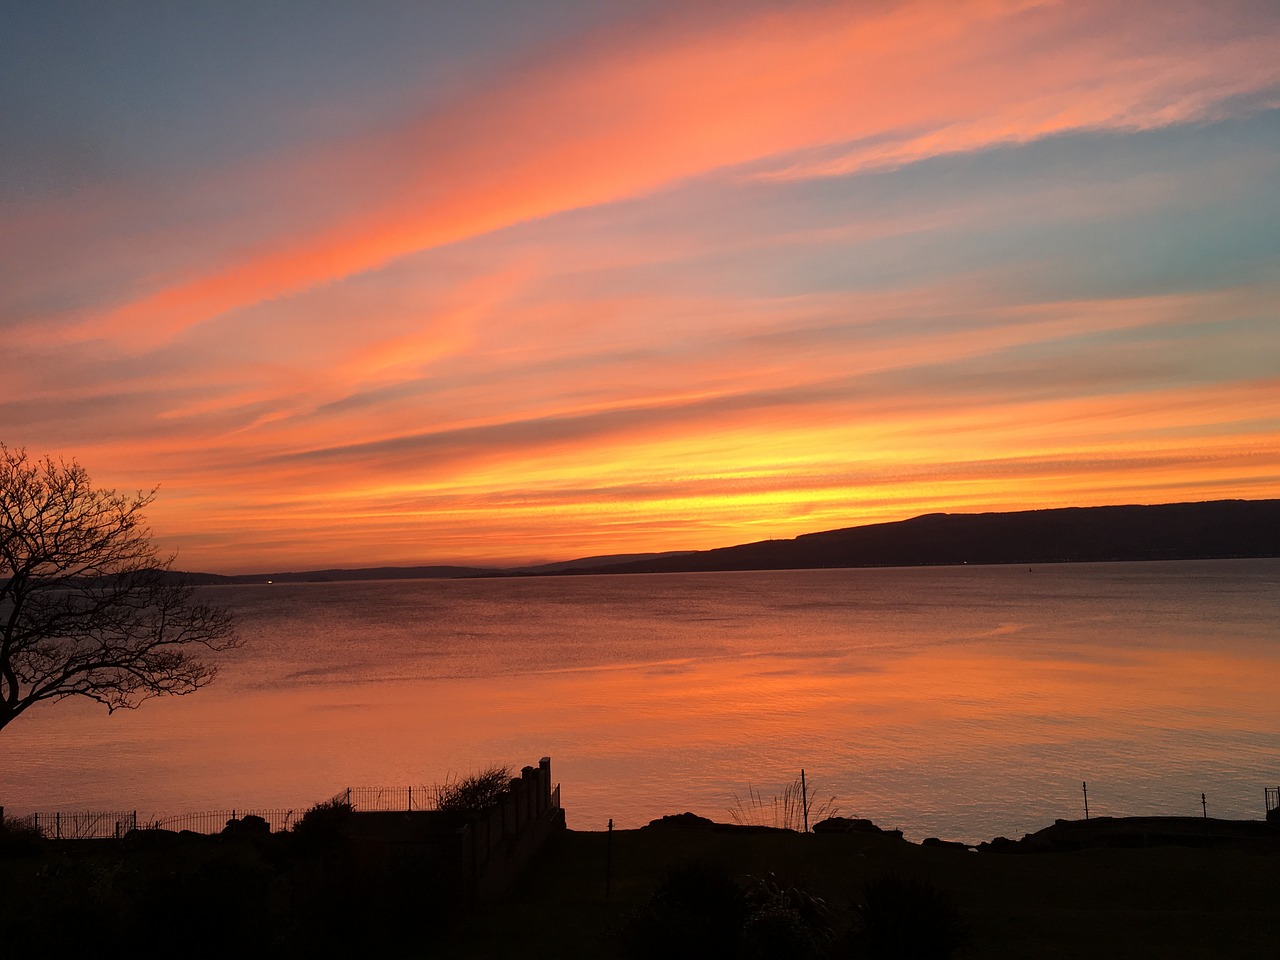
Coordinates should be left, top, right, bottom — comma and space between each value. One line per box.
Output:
173, 565, 495, 585
174, 499, 1279, 583
563, 499, 1280, 575
511, 551, 697, 574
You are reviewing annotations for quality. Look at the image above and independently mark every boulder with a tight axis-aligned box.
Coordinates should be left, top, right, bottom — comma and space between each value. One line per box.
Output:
812, 816, 902, 839
646, 812, 718, 829
222, 814, 272, 838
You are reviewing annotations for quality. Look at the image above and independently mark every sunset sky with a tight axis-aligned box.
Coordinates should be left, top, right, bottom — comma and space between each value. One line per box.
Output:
3, 0, 1278, 573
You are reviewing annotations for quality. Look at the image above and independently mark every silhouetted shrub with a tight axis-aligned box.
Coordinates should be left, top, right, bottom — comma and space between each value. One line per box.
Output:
846, 874, 969, 959
0, 816, 43, 856
117, 852, 276, 958
623, 861, 750, 960
728, 775, 839, 831
291, 797, 352, 847
289, 836, 456, 953
435, 765, 511, 813
741, 872, 834, 960
0, 857, 120, 958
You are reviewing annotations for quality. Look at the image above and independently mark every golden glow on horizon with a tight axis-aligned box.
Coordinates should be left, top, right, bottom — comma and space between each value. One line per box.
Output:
10, 617, 1276, 825
5, 1, 1279, 572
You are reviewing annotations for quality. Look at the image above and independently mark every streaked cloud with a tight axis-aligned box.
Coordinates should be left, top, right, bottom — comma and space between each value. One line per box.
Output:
2, 1, 1277, 571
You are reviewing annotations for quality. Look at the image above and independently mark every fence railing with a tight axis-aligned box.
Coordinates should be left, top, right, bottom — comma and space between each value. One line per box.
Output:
6, 807, 298, 839
333, 785, 440, 812
4, 757, 557, 841
145, 808, 298, 834
1267, 786, 1279, 815
7, 810, 138, 840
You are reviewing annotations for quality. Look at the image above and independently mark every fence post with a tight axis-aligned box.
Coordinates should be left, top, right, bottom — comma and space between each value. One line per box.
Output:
605, 818, 614, 899
520, 766, 535, 823
56, 811, 61, 839
801, 769, 809, 833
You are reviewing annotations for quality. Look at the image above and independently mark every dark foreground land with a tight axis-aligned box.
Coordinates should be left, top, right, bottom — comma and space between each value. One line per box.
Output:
443, 818, 1280, 959
4, 815, 1278, 958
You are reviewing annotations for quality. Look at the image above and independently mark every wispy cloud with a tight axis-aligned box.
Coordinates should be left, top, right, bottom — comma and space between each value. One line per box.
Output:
9, 0, 1270, 345
4, 0, 1278, 570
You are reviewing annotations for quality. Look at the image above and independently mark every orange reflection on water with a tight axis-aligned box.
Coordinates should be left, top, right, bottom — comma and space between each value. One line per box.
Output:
8, 627, 1275, 842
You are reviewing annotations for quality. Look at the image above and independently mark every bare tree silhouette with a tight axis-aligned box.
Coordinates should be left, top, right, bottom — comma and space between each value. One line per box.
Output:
0, 445, 239, 732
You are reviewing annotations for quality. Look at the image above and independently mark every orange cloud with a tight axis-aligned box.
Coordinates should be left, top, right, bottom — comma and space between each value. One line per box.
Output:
60, 0, 1280, 348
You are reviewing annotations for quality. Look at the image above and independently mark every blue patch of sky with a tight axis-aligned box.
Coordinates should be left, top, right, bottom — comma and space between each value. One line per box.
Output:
0, 0, 622, 196
457, 110, 1280, 306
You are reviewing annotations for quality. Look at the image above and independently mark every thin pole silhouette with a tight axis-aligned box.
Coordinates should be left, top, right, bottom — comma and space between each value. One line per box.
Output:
801, 769, 809, 833
605, 818, 613, 899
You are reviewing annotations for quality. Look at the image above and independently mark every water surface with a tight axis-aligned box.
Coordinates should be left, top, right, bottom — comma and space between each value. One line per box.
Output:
5, 560, 1277, 841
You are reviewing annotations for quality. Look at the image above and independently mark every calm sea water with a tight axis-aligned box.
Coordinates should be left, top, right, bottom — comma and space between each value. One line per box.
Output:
5, 560, 1278, 842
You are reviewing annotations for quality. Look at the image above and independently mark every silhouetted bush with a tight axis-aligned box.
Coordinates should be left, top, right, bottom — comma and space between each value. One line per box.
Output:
291, 797, 353, 849
623, 861, 750, 960
741, 872, 834, 960
435, 765, 511, 813
845, 874, 969, 960
728, 775, 839, 831
0, 857, 119, 958
117, 851, 276, 958
0, 816, 43, 856
288, 836, 456, 953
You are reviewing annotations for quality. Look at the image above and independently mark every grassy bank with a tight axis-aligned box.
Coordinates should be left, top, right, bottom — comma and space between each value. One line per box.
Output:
445, 823, 1279, 958
3, 818, 1277, 958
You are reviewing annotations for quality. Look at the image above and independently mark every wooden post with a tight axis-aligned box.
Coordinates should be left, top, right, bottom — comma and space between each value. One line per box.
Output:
801, 769, 810, 833
605, 818, 613, 899
1201, 793, 1207, 818
1082, 782, 1089, 820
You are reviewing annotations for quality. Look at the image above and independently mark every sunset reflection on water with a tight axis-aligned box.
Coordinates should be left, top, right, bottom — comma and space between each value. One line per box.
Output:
5, 561, 1277, 842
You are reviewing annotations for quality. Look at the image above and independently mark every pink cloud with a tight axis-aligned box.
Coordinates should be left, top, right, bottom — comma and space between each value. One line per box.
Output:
38, 0, 1277, 348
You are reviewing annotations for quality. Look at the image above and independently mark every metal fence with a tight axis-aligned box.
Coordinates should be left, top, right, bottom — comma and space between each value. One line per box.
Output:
8, 810, 138, 840
5, 787, 444, 840
144, 808, 297, 834
333, 785, 440, 812
7, 807, 297, 839
5, 772, 519, 839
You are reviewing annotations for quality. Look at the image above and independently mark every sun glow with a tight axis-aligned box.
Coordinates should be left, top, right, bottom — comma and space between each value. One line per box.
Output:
5, 1, 1279, 572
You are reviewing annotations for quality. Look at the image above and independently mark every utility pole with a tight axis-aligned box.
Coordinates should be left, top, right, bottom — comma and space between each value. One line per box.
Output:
801, 769, 810, 833
605, 818, 613, 899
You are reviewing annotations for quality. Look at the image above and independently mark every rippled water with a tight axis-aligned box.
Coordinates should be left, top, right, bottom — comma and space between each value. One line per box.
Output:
5, 560, 1277, 841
